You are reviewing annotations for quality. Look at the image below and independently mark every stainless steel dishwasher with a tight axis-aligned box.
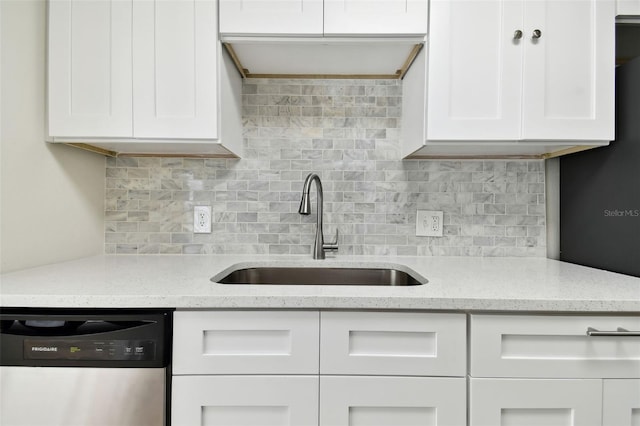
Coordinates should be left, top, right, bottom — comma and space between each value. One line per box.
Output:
0, 309, 172, 426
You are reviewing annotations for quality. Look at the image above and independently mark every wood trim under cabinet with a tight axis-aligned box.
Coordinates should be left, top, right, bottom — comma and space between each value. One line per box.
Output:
224, 42, 424, 80
64, 143, 239, 159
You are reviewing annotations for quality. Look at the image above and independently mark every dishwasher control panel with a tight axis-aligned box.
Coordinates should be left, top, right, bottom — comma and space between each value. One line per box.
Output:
1, 309, 171, 368
24, 339, 156, 361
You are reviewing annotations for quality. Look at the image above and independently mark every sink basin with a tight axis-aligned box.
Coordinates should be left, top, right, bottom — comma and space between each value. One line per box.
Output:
214, 266, 426, 286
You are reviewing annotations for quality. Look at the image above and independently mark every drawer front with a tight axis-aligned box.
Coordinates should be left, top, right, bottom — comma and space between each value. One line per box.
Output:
471, 314, 640, 378
172, 375, 319, 426
470, 378, 603, 426
603, 379, 640, 426
173, 310, 319, 374
320, 311, 466, 376
320, 376, 466, 426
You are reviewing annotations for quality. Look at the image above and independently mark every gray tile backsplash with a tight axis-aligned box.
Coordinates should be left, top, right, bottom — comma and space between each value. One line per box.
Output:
105, 79, 546, 257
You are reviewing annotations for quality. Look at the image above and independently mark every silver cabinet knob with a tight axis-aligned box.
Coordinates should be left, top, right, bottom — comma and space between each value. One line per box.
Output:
513, 30, 523, 40
532, 29, 542, 39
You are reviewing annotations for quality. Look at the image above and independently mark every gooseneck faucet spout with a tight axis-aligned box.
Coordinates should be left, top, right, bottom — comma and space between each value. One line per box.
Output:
298, 173, 338, 259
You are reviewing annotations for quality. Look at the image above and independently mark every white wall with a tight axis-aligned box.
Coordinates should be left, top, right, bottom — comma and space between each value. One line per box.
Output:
0, 0, 105, 273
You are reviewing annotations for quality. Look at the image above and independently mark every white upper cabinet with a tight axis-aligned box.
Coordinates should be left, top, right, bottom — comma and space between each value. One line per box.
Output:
48, 0, 132, 137
219, 0, 323, 35
427, 0, 614, 142
403, 0, 615, 158
48, 0, 242, 156
132, 0, 217, 139
219, 0, 428, 36
426, 0, 524, 141
323, 0, 428, 35
521, 0, 615, 140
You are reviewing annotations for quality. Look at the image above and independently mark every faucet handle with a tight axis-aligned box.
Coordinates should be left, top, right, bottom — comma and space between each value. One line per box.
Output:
324, 228, 339, 252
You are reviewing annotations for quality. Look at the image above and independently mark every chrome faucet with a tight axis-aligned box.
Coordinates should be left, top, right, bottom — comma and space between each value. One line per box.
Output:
298, 173, 338, 259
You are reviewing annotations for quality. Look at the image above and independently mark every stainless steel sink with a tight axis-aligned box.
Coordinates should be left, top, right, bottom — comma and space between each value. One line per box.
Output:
214, 266, 426, 286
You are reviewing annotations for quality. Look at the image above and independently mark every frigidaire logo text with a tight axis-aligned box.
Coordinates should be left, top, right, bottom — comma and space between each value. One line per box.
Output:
603, 209, 640, 217
31, 346, 58, 352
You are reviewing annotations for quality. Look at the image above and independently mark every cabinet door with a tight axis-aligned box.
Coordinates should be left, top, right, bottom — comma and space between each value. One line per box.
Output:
48, 0, 132, 137
603, 380, 640, 426
173, 311, 319, 375
426, 0, 524, 140
320, 376, 466, 426
320, 311, 466, 376
132, 0, 218, 139
522, 0, 615, 140
323, 0, 428, 35
470, 378, 602, 426
219, 0, 323, 35
172, 375, 319, 426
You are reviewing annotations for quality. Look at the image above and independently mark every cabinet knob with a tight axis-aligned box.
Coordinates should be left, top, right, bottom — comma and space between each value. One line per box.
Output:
513, 30, 523, 40
532, 29, 542, 39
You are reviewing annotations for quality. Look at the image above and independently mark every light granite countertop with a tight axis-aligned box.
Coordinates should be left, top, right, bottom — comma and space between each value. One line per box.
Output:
1, 255, 639, 312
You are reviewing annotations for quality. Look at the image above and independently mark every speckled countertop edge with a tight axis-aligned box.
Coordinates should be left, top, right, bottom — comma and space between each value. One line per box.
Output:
1, 255, 639, 313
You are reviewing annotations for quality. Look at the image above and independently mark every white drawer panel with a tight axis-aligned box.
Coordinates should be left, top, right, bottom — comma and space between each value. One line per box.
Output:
471, 314, 640, 378
320, 311, 466, 376
470, 378, 603, 426
603, 379, 640, 426
172, 375, 319, 426
173, 311, 319, 374
319, 376, 466, 426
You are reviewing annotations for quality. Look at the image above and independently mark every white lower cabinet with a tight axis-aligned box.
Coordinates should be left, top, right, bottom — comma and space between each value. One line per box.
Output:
320, 376, 466, 426
470, 314, 640, 426
320, 311, 466, 376
172, 310, 467, 426
470, 378, 603, 426
171, 375, 319, 426
471, 378, 640, 426
173, 311, 638, 425
172, 310, 320, 375
603, 380, 640, 426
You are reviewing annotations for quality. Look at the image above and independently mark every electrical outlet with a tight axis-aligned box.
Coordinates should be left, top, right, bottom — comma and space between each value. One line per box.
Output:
416, 210, 444, 237
194, 206, 211, 233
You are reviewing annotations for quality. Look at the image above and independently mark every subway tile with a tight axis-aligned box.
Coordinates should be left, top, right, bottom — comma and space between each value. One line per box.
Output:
115, 244, 138, 254
104, 79, 545, 258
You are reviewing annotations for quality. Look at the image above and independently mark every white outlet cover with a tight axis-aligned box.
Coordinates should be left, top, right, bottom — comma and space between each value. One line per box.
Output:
416, 210, 444, 237
194, 206, 212, 233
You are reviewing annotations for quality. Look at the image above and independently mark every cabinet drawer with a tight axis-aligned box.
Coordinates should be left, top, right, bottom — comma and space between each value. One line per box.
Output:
320, 376, 466, 426
172, 375, 319, 426
603, 379, 640, 425
470, 378, 603, 426
320, 311, 466, 376
173, 311, 319, 374
471, 314, 640, 378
